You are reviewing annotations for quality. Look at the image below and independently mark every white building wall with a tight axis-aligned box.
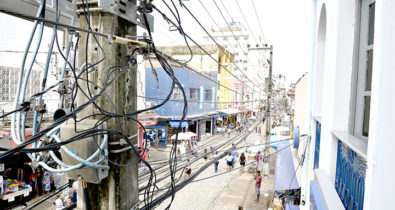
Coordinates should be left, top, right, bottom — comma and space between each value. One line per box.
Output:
364, 1, 395, 209
306, 0, 395, 209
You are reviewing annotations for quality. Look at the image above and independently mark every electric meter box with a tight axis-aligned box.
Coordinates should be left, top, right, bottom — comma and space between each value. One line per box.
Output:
60, 119, 108, 183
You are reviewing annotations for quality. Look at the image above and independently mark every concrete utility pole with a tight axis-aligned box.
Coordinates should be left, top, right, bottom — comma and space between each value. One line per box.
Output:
249, 45, 273, 160
77, 12, 138, 210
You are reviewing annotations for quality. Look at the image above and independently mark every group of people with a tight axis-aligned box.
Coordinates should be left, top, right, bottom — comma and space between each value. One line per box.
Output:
216, 126, 232, 138
50, 193, 75, 210
28, 167, 54, 198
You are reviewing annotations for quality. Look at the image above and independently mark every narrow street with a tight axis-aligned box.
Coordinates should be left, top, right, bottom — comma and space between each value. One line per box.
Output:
153, 127, 276, 210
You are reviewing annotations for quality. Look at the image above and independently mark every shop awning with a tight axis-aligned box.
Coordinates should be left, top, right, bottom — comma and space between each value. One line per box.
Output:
169, 120, 188, 128
274, 142, 299, 191
217, 108, 241, 115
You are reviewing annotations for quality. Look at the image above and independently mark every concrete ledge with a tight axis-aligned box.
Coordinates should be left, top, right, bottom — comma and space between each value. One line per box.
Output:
331, 130, 367, 160
314, 169, 344, 210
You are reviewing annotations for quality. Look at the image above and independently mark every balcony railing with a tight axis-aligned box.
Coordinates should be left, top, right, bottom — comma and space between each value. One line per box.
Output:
335, 140, 366, 210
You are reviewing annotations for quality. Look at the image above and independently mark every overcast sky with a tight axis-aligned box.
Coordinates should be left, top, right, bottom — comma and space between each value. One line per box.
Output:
138, 0, 312, 84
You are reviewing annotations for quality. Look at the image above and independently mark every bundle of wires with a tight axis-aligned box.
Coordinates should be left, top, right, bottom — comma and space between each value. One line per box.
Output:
0, 0, 190, 208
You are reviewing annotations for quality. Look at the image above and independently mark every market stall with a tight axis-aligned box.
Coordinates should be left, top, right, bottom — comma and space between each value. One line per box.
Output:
0, 153, 34, 207
0, 177, 32, 202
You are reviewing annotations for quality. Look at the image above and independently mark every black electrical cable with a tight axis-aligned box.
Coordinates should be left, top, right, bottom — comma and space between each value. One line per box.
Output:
152, 4, 265, 96
181, 0, 265, 87
140, 135, 305, 209
0, 107, 25, 119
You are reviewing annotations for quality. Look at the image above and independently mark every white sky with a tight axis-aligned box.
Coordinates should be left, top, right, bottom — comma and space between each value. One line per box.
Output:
138, 0, 312, 84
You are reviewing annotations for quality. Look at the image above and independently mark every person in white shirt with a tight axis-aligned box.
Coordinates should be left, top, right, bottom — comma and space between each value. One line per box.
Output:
50, 194, 64, 210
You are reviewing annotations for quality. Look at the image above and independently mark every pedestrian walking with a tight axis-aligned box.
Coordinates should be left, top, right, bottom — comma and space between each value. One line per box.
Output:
227, 128, 231, 138
226, 153, 233, 171
222, 127, 226, 136
213, 151, 219, 173
203, 148, 208, 161
254, 171, 262, 202
239, 153, 246, 173
217, 126, 221, 135
231, 148, 238, 169
184, 159, 192, 179
256, 151, 261, 165
139, 149, 147, 172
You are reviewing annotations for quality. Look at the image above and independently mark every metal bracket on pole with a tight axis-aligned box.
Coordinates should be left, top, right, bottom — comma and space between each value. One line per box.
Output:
76, 0, 154, 32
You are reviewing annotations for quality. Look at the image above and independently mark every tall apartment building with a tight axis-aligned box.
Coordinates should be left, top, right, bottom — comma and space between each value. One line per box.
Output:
203, 20, 267, 112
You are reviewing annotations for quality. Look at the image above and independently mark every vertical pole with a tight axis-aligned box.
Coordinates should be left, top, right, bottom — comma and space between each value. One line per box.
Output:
77, 12, 138, 210
265, 45, 273, 157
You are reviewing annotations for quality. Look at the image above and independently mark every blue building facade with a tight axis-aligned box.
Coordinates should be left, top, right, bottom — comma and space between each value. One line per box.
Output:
145, 67, 217, 117
144, 67, 218, 145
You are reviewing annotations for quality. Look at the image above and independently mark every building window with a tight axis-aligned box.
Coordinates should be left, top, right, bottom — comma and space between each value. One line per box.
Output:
244, 36, 248, 41
353, 0, 375, 138
243, 60, 247, 64
243, 67, 247, 71
235, 37, 239, 41
189, 88, 200, 100
171, 86, 182, 99
244, 52, 248, 56
223, 37, 227, 41
204, 89, 212, 101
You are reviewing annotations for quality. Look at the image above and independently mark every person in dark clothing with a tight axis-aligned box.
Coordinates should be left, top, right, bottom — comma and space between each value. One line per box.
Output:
239, 152, 246, 173
203, 148, 208, 161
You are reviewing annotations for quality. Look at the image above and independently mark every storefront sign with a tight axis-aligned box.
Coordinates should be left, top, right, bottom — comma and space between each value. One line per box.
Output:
138, 120, 158, 127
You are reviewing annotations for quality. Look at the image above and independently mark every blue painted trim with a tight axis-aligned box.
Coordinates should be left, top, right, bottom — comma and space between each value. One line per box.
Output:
293, 125, 300, 148
310, 180, 327, 210
314, 121, 321, 169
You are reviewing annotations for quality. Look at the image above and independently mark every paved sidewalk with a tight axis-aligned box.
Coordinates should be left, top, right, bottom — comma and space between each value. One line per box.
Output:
210, 132, 276, 210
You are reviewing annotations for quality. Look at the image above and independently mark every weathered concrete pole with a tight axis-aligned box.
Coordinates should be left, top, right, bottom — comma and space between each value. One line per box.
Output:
76, 12, 138, 210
